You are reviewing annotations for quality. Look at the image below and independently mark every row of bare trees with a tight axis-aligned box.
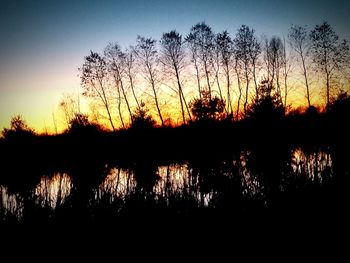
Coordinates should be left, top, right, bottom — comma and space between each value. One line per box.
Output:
289, 23, 349, 108
73, 21, 349, 130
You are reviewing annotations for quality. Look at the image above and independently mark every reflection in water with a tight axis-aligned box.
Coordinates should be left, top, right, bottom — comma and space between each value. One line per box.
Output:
157, 164, 212, 207
0, 186, 23, 219
239, 150, 264, 197
35, 173, 72, 209
0, 173, 72, 219
0, 148, 335, 220
291, 148, 333, 182
157, 164, 190, 195
97, 168, 136, 200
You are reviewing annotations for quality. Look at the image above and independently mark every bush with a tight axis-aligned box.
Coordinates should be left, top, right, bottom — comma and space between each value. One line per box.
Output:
1, 115, 35, 139
189, 91, 226, 122
131, 103, 156, 129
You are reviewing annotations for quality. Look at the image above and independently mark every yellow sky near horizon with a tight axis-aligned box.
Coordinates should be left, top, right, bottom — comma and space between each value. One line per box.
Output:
0, 70, 336, 134
1, 46, 348, 134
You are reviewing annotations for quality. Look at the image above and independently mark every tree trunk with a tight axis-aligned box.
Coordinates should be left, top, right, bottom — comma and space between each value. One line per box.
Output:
235, 65, 242, 120
226, 64, 233, 115
120, 80, 133, 124
128, 73, 141, 110
174, 67, 186, 124
116, 83, 125, 129
193, 56, 202, 99
214, 59, 226, 113
243, 64, 249, 117
252, 61, 258, 99
97, 79, 115, 131
284, 73, 288, 107
178, 83, 186, 124
301, 54, 311, 107
204, 61, 211, 98
181, 88, 192, 122
105, 102, 116, 131
326, 68, 330, 108
216, 71, 227, 113
150, 79, 165, 127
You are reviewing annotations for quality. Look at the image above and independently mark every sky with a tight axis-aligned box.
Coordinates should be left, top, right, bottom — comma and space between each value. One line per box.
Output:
1, 0, 349, 132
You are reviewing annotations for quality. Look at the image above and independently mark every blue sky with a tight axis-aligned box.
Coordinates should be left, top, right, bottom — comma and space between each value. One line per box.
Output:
1, 0, 349, 130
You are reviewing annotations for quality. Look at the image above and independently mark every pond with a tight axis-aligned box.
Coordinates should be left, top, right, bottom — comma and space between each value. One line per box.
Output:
0, 147, 334, 221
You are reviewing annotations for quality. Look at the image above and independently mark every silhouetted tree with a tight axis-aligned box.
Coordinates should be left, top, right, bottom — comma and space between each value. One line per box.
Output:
234, 25, 260, 116
104, 42, 133, 127
216, 31, 234, 115
125, 48, 141, 110
1, 115, 35, 139
80, 51, 115, 130
212, 33, 225, 108
310, 21, 350, 108
69, 113, 90, 127
328, 91, 350, 127
65, 113, 103, 136
189, 91, 225, 121
131, 102, 156, 129
247, 79, 285, 124
264, 36, 284, 102
186, 22, 215, 98
160, 30, 192, 124
281, 37, 292, 107
248, 30, 261, 98
234, 56, 243, 120
288, 25, 312, 107
59, 93, 81, 129
185, 28, 202, 99
134, 36, 165, 126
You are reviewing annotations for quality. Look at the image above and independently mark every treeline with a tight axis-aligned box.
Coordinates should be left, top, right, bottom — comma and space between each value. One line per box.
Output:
2, 89, 350, 143
57, 21, 350, 131
1, 83, 350, 224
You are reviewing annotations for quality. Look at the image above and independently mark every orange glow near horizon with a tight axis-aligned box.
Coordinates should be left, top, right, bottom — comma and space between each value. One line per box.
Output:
1, 59, 348, 134
1, 69, 347, 134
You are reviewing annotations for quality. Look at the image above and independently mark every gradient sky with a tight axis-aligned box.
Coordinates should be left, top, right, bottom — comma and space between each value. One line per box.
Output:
1, 0, 349, 131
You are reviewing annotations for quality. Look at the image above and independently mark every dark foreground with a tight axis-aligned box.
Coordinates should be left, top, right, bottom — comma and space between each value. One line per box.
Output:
1, 110, 349, 228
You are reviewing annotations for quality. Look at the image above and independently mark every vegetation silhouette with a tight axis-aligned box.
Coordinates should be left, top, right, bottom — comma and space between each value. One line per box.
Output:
1, 95, 349, 226
1, 21, 350, 227
189, 90, 226, 122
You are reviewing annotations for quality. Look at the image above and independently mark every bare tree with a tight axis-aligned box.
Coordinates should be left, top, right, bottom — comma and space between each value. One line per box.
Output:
185, 32, 202, 99
288, 25, 312, 107
263, 36, 284, 101
234, 25, 258, 116
52, 112, 58, 135
59, 93, 81, 129
216, 30, 234, 114
248, 31, 261, 98
125, 48, 141, 110
104, 43, 133, 128
186, 22, 215, 98
234, 56, 243, 120
80, 51, 115, 130
281, 37, 292, 106
134, 36, 165, 126
212, 33, 225, 108
160, 30, 192, 124
310, 21, 350, 108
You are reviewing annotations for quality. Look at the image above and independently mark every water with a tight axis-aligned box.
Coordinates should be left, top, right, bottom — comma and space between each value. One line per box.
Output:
0, 147, 334, 220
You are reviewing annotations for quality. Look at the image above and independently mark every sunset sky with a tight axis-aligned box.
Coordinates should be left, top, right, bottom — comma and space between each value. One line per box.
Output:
1, 0, 349, 132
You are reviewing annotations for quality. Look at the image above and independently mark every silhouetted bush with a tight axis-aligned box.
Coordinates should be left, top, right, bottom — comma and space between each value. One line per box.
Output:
1, 115, 35, 140
67, 113, 102, 135
247, 80, 285, 124
328, 92, 350, 119
189, 90, 226, 122
130, 103, 156, 129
